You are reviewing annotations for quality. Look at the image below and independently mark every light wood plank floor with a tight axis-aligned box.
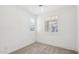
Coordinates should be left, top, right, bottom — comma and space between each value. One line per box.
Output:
10, 42, 77, 54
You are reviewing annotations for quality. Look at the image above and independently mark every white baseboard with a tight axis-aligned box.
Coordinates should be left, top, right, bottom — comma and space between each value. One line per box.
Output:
36, 41, 77, 52
8, 41, 35, 54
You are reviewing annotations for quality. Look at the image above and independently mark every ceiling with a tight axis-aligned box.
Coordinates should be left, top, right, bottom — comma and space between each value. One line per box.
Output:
20, 5, 65, 15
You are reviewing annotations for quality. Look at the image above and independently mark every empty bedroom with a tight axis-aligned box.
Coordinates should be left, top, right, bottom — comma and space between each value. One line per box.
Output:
0, 5, 79, 54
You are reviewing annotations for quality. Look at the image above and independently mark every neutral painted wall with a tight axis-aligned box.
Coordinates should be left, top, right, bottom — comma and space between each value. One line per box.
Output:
0, 6, 36, 53
36, 6, 76, 50
0, 5, 77, 53
76, 6, 79, 52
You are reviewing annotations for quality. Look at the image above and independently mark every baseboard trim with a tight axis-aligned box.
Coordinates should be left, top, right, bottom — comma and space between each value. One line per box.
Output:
9, 41, 35, 54
35, 41, 78, 54
9, 41, 78, 54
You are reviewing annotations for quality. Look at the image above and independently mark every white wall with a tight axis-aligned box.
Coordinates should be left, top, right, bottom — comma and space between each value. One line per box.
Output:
76, 6, 79, 52
36, 6, 77, 51
0, 6, 36, 53
0, 5, 77, 53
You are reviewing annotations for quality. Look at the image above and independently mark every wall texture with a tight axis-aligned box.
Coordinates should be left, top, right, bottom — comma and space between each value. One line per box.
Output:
76, 6, 79, 52
36, 6, 77, 51
0, 6, 36, 53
